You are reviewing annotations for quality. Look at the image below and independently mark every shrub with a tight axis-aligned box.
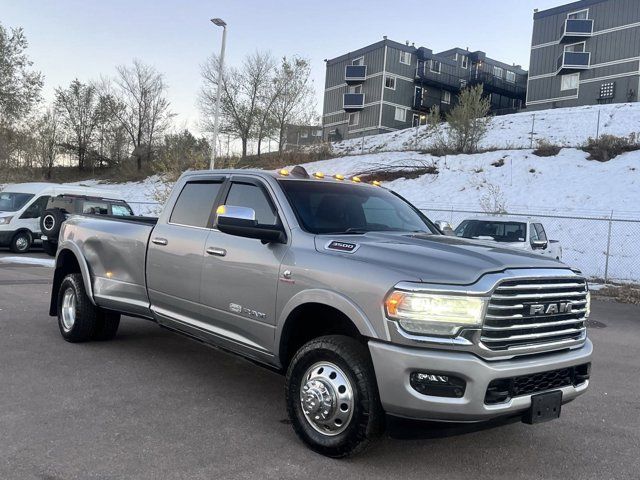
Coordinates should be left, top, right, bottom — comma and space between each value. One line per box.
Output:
491, 158, 505, 167
533, 139, 561, 157
445, 85, 491, 154
583, 134, 640, 162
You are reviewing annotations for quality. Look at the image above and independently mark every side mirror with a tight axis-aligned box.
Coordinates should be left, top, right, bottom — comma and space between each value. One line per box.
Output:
216, 205, 285, 243
434, 220, 454, 235
531, 239, 548, 250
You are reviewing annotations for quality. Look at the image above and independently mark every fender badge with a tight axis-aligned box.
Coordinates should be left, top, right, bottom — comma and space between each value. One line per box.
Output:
325, 240, 359, 253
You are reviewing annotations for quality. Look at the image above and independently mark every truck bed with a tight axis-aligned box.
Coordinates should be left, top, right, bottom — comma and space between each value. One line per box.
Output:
60, 215, 156, 318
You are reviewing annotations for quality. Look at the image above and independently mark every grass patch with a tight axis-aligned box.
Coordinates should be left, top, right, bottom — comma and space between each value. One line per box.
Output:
596, 283, 640, 305
582, 134, 640, 162
533, 139, 562, 157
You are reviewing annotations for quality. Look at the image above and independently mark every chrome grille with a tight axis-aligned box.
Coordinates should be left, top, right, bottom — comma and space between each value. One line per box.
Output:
481, 277, 588, 351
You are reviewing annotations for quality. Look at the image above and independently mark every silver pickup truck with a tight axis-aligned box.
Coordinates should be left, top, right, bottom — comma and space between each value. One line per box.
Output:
49, 167, 592, 457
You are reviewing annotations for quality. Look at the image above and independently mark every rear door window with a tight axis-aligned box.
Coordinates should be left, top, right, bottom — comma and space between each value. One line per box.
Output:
82, 201, 109, 215
111, 204, 133, 216
170, 181, 223, 228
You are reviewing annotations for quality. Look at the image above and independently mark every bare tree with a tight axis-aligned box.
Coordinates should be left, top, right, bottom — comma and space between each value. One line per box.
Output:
446, 84, 491, 154
269, 56, 315, 154
107, 60, 172, 170
200, 50, 275, 159
34, 107, 60, 179
55, 79, 101, 170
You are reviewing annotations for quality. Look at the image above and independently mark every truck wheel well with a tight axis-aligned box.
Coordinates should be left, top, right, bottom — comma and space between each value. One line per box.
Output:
49, 249, 81, 316
279, 303, 364, 370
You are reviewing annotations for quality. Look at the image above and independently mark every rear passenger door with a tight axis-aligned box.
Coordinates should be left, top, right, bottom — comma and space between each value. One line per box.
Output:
147, 179, 224, 323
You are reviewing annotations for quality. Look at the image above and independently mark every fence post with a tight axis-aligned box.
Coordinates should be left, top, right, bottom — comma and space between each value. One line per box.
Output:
596, 109, 601, 140
361, 133, 365, 154
529, 114, 536, 149
604, 210, 614, 284
414, 124, 419, 149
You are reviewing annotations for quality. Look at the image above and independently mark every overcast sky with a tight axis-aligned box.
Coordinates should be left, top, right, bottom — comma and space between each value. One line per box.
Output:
2, 0, 567, 134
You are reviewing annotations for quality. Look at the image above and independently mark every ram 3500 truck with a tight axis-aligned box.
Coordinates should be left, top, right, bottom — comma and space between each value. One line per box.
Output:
49, 167, 592, 457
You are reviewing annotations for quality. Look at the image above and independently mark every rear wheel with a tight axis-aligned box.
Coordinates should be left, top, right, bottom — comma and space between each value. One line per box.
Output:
285, 335, 384, 458
57, 273, 119, 342
9, 231, 32, 253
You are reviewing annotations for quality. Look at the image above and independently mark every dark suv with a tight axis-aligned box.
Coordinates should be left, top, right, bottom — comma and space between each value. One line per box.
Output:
40, 194, 134, 255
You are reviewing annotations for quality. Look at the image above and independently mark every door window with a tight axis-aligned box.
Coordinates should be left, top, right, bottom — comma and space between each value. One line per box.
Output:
82, 201, 109, 215
224, 182, 278, 226
20, 196, 50, 219
111, 204, 134, 216
170, 182, 223, 228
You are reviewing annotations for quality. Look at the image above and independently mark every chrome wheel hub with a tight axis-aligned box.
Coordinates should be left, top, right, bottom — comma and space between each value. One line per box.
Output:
15, 236, 28, 250
61, 288, 77, 332
300, 362, 354, 436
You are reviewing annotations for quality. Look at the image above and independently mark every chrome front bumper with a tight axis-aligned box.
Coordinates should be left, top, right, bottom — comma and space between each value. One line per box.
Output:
368, 338, 592, 422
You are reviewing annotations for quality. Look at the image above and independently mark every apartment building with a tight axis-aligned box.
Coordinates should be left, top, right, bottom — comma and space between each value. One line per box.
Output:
283, 124, 323, 150
527, 0, 640, 109
322, 38, 527, 141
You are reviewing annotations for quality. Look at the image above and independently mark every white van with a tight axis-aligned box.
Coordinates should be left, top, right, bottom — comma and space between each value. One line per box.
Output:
0, 183, 126, 254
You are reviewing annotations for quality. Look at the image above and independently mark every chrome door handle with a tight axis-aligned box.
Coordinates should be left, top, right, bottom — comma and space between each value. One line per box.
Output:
206, 247, 227, 257
151, 237, 168, 246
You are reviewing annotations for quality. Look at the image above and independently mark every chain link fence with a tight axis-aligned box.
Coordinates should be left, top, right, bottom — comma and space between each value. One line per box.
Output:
420, 206, 640, 284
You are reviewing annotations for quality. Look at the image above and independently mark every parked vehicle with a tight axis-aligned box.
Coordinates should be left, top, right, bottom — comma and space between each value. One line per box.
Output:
453, 216, 563, 260
49, 168, 592, 457
39, 193, 135, 255
0, 183, 130, 254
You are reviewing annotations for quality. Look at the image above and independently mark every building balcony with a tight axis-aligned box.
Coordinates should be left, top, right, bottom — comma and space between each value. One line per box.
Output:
415, 63, 464, 91
344, 65, 367, 84
560, 18, 594, 43
468, 71, 527, 99
556, 51, 591, 74
343, 93, 365, 111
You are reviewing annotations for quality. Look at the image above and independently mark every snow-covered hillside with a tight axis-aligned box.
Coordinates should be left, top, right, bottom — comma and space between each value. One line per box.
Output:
331, 102, 640, 155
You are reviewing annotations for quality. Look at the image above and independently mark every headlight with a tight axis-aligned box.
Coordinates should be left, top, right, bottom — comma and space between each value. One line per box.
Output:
385, 291, 486, 336
0, 216, 13, 225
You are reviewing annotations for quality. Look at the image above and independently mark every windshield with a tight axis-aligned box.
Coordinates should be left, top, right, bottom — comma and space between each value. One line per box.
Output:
0, 192, 35, 212
279, 180, 438, 235
455, 220, 526, 243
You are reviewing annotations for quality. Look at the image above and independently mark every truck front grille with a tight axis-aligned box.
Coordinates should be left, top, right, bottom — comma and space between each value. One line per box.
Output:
481, 277, 588, 351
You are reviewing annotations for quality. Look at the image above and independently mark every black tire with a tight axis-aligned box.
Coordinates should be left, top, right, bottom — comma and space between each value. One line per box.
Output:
285, 335, 384, 458
91, 311, 121, 341
40, 208, 66, 240
57, 273, 100, 343
42, 240, 57, 257
9, 231, 32, 253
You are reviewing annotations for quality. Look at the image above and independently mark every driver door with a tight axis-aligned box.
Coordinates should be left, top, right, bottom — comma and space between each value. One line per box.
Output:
199, 176, 289, 354
19, 196, 51, 235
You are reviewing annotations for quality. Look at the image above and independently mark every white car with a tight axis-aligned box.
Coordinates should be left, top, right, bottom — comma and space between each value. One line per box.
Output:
0, 183, 124, 254
453, 216, 563, 260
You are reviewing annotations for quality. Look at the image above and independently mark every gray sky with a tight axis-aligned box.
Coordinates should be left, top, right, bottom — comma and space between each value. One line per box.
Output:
2, 0, 566, 134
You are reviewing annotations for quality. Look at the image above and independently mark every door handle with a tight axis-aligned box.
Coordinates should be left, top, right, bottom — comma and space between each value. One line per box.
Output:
151, 237, 168, 246
206, 247, 227, 257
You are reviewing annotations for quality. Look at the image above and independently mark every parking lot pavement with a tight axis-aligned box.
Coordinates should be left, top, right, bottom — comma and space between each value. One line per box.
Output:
0, 255, 639, 480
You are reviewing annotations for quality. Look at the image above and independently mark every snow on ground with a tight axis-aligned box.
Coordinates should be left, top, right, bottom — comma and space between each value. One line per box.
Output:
331, 102, 640, 155
0, 256, 55, 267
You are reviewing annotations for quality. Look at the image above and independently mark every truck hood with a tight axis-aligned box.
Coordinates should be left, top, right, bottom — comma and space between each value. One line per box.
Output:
314, 232, 567, 285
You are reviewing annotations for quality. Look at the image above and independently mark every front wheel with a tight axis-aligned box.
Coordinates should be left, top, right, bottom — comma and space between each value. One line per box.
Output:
285, 335, 384, 458
10, 231, 32, 253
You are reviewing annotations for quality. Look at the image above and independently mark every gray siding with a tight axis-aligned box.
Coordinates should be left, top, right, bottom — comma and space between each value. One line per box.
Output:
528, 0, 640, 109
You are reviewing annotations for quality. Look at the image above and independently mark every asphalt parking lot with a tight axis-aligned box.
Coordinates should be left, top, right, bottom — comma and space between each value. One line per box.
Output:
1, 251, 639, 480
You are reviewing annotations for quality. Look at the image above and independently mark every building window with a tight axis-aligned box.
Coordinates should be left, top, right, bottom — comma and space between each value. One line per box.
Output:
313, 129, 322, 137
461, 55, 468, 69
560, 73, 580, 91
493, 66, 503, 78
442, 91, 451, 104
348, 112, 360, 126
399, 51, 411, 65
412, 114, 427, 127
300, 131, 308, 139
384, 75, 396, 90
568, 9, 588, 20
564, 42, 585, 53
394, 107, 407, 122
429, 60, 441, 74
352, 56, 364, 66
506, 70, 516, 83
349, 84, 362, 94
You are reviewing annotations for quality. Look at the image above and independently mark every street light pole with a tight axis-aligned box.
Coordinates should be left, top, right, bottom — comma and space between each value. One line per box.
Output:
209, 17, 227, 170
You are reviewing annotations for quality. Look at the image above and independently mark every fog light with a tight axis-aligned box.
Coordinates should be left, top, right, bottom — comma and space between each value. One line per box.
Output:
410, 372, 466, 398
